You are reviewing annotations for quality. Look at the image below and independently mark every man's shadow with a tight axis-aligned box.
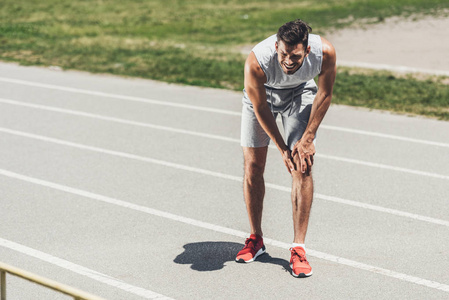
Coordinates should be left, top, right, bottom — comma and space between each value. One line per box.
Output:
174, 241, 290, 273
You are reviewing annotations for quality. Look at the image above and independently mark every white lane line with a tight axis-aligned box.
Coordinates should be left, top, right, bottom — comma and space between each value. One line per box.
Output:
1, 127, 448, 228
337, 60, 449, 77
0, 238, 173, 300
319, 125, 449, 149
1, 77, 448, 148
0, 98, 239, 143
1, 98, 449, 181
1, 169, 448, 293
312, 194, 449, 227
0, 77, 240, 116
316, 153, 449, 181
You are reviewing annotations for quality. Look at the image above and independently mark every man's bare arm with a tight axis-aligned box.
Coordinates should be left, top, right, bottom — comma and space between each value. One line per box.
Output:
244, 52, 295, 173
292, 37, 337, 172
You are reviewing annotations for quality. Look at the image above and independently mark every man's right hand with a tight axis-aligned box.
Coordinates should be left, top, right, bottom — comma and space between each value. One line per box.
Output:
281, 149, 296, 174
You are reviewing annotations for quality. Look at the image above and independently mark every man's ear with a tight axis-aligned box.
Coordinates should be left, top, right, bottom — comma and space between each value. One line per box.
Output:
305, 45, 311, 56
275, 41, 278, 51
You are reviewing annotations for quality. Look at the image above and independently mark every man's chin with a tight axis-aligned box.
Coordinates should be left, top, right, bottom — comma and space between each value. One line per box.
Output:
283, 68, 297, 75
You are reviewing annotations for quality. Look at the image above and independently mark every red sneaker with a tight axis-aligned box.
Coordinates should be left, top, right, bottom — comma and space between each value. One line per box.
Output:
290, 246, 313, 277
235, 234, 266, 263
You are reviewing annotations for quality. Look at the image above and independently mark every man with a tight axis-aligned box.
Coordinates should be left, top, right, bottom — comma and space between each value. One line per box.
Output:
235, 19, 336, 278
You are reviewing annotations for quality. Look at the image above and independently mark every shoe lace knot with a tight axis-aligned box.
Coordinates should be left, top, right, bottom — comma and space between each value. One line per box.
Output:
291, 248, 308, 264
244, 238, 256, 250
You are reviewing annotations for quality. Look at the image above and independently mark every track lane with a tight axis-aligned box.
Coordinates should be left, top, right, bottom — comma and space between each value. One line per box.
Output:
1, 172, 449, 298
0, 131, 448, 284
0, 101, 447, 220
1, 62, 448, 299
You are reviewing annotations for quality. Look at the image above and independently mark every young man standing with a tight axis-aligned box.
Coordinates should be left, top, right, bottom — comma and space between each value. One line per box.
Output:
236, 19, 336, 278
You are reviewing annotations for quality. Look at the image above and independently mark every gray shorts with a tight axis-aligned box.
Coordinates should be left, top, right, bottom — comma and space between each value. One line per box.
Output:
241, 80, 317, 150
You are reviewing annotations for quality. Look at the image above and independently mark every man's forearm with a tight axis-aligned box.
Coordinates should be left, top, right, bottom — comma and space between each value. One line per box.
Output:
303, 91, 332, 142
254, 104, 288, 152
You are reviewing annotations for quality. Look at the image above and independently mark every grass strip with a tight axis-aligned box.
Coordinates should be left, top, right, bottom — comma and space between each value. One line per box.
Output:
334, 69, 449, 120
1, 0, 449, 119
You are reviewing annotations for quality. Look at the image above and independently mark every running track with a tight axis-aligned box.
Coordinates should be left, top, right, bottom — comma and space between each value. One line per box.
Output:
0, 62, 448, 299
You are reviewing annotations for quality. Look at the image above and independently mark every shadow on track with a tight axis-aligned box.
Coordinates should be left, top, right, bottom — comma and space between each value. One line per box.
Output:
174, 241, 290, 272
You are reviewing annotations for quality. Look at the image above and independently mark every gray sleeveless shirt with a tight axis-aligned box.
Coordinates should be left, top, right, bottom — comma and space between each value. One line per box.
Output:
252, 33, 323, 89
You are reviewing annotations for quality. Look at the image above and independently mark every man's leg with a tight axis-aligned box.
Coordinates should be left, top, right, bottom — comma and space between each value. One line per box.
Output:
235, 146, 268, 263
243, 146, 268, 236
289, 153, 314, 277
281, 82, 316, 243
291, 155, 313, 243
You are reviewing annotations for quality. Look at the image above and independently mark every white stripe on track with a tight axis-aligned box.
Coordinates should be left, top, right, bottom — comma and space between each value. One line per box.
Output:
313, 194, 449, 227
0, 238, 173, 300
319, 124, 449, 149
1, 126, 448, 228
0, 77, 448, 148
0, 77, 240, 116
0, 169, 448, 293
1, 98, 449, 180
0, 98, 239, 143
337, 60, 449, 77
317, 153, 449, 181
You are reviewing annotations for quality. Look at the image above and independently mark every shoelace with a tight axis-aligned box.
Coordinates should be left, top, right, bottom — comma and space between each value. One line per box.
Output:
291, 249, 308, 264
244, 238, 256, 250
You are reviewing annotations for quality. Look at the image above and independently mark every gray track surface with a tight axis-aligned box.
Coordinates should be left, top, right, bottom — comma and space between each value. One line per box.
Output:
0, 62, 448, 300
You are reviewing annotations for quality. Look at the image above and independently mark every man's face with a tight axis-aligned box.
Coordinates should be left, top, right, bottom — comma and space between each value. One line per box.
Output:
275, 40, 310, 75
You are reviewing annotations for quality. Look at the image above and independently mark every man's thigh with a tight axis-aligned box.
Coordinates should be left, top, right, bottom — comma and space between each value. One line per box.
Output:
282, 84, 317, 150
240, 103, 274, 148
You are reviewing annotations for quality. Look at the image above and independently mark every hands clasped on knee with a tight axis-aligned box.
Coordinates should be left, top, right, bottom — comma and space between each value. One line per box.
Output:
282, 139, 315, 175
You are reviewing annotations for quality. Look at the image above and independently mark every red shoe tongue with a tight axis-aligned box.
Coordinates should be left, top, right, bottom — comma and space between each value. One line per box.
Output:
294, 247, 305, 255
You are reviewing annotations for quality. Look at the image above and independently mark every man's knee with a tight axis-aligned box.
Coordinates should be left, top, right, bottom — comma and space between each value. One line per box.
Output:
291, 154, 313, 180
243, 147, 267, 180
244, 160, 265, 178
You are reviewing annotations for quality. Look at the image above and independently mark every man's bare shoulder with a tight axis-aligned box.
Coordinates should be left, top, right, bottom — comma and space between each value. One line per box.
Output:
320, 37, 337, 70
245, 52, 267, 84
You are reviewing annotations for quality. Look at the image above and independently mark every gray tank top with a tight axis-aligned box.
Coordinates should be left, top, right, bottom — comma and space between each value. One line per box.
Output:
252, 34, 323, 89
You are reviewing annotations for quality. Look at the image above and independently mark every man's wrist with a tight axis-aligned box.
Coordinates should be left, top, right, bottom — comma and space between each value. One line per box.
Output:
278, 144, 289, 154
302, 131, 315, 143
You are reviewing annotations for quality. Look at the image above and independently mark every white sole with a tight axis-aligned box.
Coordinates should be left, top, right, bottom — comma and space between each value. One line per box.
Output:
290, 264, 313, 278
235, 246, 266, 263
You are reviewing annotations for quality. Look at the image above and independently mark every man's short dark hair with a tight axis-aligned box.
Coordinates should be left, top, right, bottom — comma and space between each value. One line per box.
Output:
277, 19, 312, 49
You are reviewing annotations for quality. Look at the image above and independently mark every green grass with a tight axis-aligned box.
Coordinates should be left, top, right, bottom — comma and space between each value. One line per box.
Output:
1, 0, 449, 119
334, 69, 449, 120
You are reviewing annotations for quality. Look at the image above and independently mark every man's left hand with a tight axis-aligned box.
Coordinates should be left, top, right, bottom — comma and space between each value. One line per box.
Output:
292, 139, 315, 174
